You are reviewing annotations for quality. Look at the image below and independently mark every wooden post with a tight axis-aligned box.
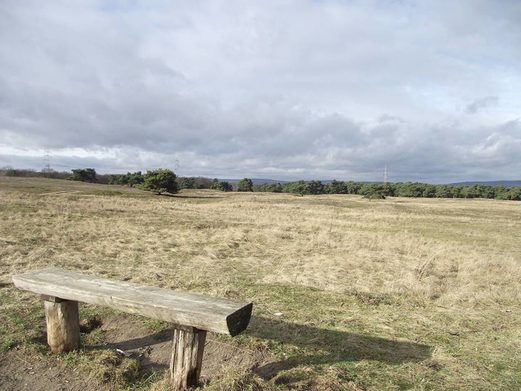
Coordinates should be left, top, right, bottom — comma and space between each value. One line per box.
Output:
43, 296, 80, 353
170, 326, 207, 390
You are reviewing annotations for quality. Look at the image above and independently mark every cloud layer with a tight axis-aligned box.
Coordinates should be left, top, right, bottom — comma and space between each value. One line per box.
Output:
1, 0, 520, 182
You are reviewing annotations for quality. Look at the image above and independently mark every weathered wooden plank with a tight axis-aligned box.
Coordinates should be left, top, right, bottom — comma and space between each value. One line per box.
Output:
44, 299, 80, 353
12, 268, 252, 336
170, 327, 207, 390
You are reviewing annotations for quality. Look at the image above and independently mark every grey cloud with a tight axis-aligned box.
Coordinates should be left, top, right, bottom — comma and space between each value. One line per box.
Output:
2, 117, 519, 183
1, 0, 521, 182
465, 96, 498, 114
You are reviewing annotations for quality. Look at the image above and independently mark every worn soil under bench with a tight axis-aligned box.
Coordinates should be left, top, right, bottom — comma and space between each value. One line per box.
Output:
0, 314, 273, 391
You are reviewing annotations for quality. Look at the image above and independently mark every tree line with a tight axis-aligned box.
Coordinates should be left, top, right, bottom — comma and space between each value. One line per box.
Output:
1, 167, 179, 195
1, 168, 520, 200
85, 168, 178, 194
255, 180, 521, 200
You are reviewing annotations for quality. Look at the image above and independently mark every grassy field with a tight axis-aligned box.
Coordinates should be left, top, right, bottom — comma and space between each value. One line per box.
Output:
1, 176, 520, 390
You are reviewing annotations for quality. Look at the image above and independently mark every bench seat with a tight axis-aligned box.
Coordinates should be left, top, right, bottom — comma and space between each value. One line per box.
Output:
12, 268, 252, 336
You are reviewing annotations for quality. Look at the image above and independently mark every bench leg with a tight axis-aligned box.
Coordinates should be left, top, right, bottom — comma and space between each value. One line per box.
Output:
43, 297, 80, 354
170, 326, 207, 390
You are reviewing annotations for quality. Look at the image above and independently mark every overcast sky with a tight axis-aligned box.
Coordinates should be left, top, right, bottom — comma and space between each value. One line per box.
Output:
1, 0, 520, 182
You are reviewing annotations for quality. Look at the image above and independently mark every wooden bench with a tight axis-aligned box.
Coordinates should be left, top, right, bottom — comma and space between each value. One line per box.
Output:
12, 268, 253, 390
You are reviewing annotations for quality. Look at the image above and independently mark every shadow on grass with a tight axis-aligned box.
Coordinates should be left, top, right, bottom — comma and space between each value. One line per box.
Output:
246, 316, 432, 380
98, 329, 172, 352
78, 315, 431, 379
86, 329, 172, 370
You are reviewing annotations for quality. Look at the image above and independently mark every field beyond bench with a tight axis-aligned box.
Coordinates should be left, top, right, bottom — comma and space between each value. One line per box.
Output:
12, 268, 253, 390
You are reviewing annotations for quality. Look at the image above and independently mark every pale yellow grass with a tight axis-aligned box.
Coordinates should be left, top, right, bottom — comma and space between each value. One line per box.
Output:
1, 176, 521, 390
2, 181, 519, 306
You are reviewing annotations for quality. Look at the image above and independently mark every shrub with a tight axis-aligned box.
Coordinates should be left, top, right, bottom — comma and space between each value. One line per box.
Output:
71, 168, 97, 182
217, 181, 233, 192
237, 178, 253, 192
142, 169, 178, 194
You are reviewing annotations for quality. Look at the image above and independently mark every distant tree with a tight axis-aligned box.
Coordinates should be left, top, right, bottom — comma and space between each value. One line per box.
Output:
460, 185, 479, 199
218, 181, 233, 192
71, 168, 97, 183
179, 177, 196, 189
142, 169, 178, 194
192, 177, 213, 189
494, 186, 509, 200
435, 185, 453, 198
327, 180, 347, 194
126, 171, 144, 187
254, 183, 283, 192
211, 179, 233, 192
452, 186, 463, 198
422, 184, 436, 198
178, 177, 212, 189
107, 174, 123, 185
237, 178, 253, 192
394, 182, 425, 197
359, 183, 387, 199
283, 180, 307, 195
306, 180, 325, 195
382, 183, 394, 196
0, 168, 69, 179
273, 183, 283, 193
6, 168, 16, 177
41, 167, 56, 178
480, 185, 497, 199
345, 181, 362, 194
104, 171, 143, 186
506, 187, 521, 201
211, 176, 521, 202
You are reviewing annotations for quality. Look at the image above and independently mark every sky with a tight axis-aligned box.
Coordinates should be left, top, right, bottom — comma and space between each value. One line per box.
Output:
0, 0, 520, 183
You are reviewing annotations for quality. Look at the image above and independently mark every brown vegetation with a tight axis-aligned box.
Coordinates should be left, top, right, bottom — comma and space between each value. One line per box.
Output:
1, 176, 520, 390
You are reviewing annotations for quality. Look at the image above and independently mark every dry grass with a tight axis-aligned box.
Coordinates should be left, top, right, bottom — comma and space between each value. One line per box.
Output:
1, 176, 520, 390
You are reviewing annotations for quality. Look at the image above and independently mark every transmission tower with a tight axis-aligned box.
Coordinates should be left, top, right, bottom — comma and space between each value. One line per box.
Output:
43, 150, 52, 174
383, 164, 388, 184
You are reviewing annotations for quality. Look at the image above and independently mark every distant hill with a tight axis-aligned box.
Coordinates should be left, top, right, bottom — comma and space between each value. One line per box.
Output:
449, 180, 521, 187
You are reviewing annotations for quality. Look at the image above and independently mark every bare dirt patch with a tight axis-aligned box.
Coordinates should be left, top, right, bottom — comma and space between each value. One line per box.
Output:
0, 313, 273, 391
97, 314, 273, 380
0, 349, 109, 391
